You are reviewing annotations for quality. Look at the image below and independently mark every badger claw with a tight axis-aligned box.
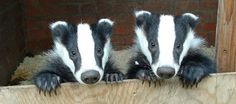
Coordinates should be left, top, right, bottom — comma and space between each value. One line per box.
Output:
34, 73, 61, 96
136, 69, 159, 87
178, 64, 208, 88
54, 90, 58, 95
104, 72, 125, 83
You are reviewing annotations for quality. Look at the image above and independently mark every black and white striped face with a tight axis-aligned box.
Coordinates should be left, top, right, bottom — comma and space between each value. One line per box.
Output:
50, 19, 113, 84
134, 10, 204, 79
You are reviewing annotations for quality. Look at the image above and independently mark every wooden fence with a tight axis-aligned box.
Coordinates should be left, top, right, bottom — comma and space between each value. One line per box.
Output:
0, 73, 236, 104
216, 0, 236, 72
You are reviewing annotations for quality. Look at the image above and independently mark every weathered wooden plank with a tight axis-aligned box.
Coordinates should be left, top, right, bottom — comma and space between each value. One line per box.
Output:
0, 73, 236, 104
216, 0, 236, 72
216, 73, 236, 104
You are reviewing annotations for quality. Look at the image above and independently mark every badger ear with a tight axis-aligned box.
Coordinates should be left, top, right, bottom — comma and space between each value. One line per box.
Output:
182, 13, 199, 29
97, 18, 114, 39
134, 10, 151, 27
49, 21, 69, 41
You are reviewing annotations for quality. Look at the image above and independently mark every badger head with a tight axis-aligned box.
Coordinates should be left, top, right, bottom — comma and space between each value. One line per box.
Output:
50, 19, 114, 84
134, 10, 204, 79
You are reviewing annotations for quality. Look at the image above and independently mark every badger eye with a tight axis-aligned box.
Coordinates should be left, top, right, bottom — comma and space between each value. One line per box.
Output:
71, 51, 76, 56
175, 44, 183, 53
97, 47, 103, 56
150, 42, 156, 48
176, 44, 181, 49
97, 48, 101, 53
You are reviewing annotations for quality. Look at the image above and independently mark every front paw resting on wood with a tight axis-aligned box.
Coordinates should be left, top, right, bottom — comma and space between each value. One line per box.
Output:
34, 73, 61, 96
178, 64, 209, 88
136, 69, 161, 87
103, 71, 126, 83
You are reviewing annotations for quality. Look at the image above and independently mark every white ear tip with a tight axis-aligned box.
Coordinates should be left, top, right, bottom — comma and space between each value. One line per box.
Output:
50, 21, 67, 29
98, 18, 114, 26
183, 13, 199, 20
134, 10, 151, 17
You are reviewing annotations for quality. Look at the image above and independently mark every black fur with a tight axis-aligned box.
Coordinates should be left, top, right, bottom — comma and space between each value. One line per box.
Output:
91, 21, 113, 68
90, 21, 115, 83
34, 56, 77, 96
173, 14, 200, 64
174, 14, 215, 87
178, 50, 216, 87
103, 60, 126, 83
34, 20, 114, 95
51, 22, 81, 73
126, 52, 151, 79
127, 52, 159, 86
135, 11, 151, 27
134, 11, 162, 81
103, 51, 153, 83
135, 12, 160, 64
133, 10, 216, 87
102, 12, 160, 83
34, 22, 79, 95
173, 15, 189, 64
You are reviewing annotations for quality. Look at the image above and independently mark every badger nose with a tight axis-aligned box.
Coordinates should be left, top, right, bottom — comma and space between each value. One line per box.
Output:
156, 67, 175, 79
81, 70, 100, 84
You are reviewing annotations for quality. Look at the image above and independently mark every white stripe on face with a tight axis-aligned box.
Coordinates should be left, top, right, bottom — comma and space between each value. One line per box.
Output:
178, 13, 202, 65
178, 29, 202, 65
98, 19, 113, 69
152, 15, 179, 77
102, 39, 111, 69
134, 12, 202, 78
75, 23, 103, 84
135, 27, 152, 64
54, 41, 75, 73
51, 21, 75, 73
77, 24, 96, 67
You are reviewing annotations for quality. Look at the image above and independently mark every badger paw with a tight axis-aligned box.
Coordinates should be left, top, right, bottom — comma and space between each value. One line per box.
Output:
104, 72, 125, 83
136, 69, 160, 87
178, 65, 208, 88
34, 73, 61, 96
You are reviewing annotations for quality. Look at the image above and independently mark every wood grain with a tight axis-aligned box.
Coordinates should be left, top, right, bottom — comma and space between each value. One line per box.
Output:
216, 0, 236, 72
0, 73, 236, 104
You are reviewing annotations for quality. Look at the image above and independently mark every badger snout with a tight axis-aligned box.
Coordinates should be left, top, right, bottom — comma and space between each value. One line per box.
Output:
81, 70, 100, 84
156, 66, 175, 79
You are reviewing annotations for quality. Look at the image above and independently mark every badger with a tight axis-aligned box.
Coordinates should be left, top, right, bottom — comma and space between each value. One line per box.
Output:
34, 18, 115, 94
130, 10, 216, 87
103, 47, 151, 82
